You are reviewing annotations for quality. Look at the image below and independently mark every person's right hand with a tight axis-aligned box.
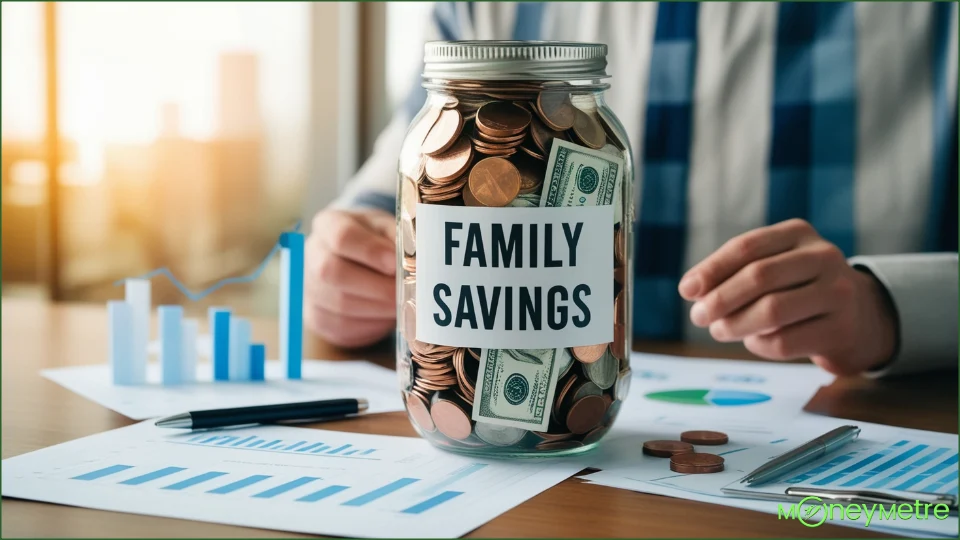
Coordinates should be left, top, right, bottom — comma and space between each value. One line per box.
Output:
304, 208, 396, 348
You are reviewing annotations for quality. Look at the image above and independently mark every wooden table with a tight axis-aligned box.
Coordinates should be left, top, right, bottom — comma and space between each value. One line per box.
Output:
2, 298, 956, 538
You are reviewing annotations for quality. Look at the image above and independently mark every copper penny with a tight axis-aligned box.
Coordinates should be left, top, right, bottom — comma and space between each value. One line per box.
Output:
520, 144, 547, 161
476, 102, 531, 137
402, 300, 417, 343
406, 392, 435, 432
400, 106, 443, 179
401, 215, 416, 256
421, 108, 464, 156
572, 344, 607, 364
468, 157, 521, 207
614, 290, 624, 324
462, 183, 484, 207
535, 440, 584, 451
582, 425, 610, 446
572, 109, 606, 150
430, 399, 472, 440
565, 395, 606, 434
614, 265, 625, 285
611, 323, 626, 360
514, 153, 545, 194
536, 92, 576, 131
553, 373, 578, 418
670, 453, 725, 474
530, 115, 567, 154
642, 440, 695, 458
401, 176, 419, 219
680, 430, 730, 446
425, 136, 473, 183
614, 227, 625, 265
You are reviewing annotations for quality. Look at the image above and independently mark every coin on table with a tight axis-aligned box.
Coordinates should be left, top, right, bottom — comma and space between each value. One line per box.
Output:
582, 351, 618, 390
430, 398, 473, 440
566, 394, 607, 434
572, 109, 606, 150
680, 430, 729, 446
425, 136, 473, 183
474, 422, 526, 447
642, 440, 695, 458
406, 392, 435, 432
536, 91, 576, 131
476, 102, 531, 137
670, 453, 725, 474
421, 108, 464, 156
468, 157, 521, 207
571, 343, 607, 364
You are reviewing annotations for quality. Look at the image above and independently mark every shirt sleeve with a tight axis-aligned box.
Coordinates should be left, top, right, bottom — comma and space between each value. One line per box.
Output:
848, 253, 959, 377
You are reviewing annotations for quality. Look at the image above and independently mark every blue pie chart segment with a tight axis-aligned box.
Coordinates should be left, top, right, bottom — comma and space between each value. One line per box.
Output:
704, 389, 771, 407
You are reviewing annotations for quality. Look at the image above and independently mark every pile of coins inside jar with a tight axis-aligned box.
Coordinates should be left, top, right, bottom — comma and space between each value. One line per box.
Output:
398, 80, 632, 453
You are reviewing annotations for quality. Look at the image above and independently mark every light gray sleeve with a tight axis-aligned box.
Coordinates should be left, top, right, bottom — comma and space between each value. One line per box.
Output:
848, 253, 959, 377
329, 113, 409, 215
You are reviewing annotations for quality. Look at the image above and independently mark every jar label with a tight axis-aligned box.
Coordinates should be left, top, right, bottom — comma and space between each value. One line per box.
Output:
415, 204, 614, 349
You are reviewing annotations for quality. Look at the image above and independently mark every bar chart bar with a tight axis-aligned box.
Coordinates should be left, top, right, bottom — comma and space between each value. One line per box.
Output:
229, 317, 251, 381
869, 447, 949, 489
812, 442, 908, 486
359, 449, 376, 456
210, 308, 231, 381
402, 491, 464, 514
342, 478, 419, 507
253, 477, 320, 498
119, 466, 187, 485
297, 485, 349, 502
124, 278, 150, 384
72, 464, 134, 481
787, 453, 855, 484
279, 232, 304, 379
159, 306, 183, 385
201, 435, 222, 444
231, 436, 257, 447
246, 439, 266, 447
310, 446, 331, 453
327, 445, 351, 455
894, 453, 959, 491
250, 343, 266, 381
180, 318, 198, 383
163, 472, 228, 491
297, 442, 325, 452
260, 440, 282, 449
108, 301, 136, 385
207, 475, 272, 494
284, 441, 307, 451
215, 437, 239, 446
841, 444, 929, 487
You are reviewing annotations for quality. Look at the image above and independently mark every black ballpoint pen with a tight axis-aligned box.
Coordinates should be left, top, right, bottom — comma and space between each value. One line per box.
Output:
154, 398, 369, 430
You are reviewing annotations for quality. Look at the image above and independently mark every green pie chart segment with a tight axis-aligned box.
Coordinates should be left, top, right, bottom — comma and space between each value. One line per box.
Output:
645, 389, 771, 407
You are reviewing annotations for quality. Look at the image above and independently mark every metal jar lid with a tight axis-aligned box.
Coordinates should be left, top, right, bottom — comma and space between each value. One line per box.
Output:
423, 41, 609, 81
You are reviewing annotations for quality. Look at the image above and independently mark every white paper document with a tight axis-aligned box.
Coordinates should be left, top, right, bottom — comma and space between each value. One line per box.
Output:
42, 360, 404, 420
2, 422, 584, 538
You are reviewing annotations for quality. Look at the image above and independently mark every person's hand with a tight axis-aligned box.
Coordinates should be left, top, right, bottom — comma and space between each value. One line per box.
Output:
678, 219, 898, 375
304, 208, 396, 348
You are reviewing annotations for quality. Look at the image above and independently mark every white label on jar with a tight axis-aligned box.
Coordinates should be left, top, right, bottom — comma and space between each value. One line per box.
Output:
415, 204, 614, 349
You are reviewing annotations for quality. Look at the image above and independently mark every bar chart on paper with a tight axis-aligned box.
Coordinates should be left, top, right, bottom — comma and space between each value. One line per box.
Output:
107, 226, 304, 386
1, 422, 582, 538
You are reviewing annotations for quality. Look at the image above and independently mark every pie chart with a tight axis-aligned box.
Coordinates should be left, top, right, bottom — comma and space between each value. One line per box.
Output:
645, 388, 771, 407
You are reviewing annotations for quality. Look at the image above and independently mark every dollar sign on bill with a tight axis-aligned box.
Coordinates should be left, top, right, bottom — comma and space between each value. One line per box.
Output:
472, 348, 563, 431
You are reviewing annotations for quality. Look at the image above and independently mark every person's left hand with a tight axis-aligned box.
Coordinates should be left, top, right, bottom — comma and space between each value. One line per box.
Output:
678, 219, 898, 376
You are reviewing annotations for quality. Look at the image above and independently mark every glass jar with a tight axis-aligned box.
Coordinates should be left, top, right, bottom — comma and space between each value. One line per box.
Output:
396, 41, 634, 456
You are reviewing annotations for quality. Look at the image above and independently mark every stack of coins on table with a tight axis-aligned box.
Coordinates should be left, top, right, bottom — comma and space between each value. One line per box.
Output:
642, 430, 730, 474
397, 81, 632, 453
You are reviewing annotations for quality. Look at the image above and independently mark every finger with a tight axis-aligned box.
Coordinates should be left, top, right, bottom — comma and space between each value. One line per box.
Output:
679, 219, 816, 300
314, 211, 396, 274
743, 314, 841, 361
304, 305, 395, 349
690, 244, 828, 327
306, 285, 395, 319
355, 210, 398, 241
306, 251, 395, 302
708, 279, 833, 342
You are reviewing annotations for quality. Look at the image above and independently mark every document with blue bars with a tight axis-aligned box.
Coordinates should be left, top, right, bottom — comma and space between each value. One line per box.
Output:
0, 421, 584, 538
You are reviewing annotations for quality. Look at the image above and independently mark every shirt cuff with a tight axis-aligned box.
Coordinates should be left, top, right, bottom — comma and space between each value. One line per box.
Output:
848, 253, 959, 377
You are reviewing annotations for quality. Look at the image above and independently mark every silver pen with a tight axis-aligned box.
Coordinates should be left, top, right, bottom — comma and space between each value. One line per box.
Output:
741, 425, 861, 486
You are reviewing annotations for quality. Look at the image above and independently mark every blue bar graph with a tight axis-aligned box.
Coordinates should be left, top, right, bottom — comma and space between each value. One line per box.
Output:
328, 445, 351, 455
402, 491, 464, 514
250, 343, 265, 381
926, 470, 959, 493
229, 317, 252, 381
279, 232, 304, 380
183, 434, 378, 459
163, 472, 228, 490
253, 477, 320, 498
812, 441, 909, 486
246, 439, 265, 447
949, 486, 959, 496
201, 435, 223, 444
284, 441, 307, 451
297, 442, 325, 452
72, 464, 134, 481
311, 446, 331, 453
119, 466, 187, 485
869, 447, 950, 489
344, 450, 358, 456
210, 308, 231, 381
215, 437, 239, 446
841, 444, 930, 487
342, 478, 419, 507
895, 453, 959, 491
298, 485, 349, 502
786, 453, 855, 484
359, 449, 376, 456
261, 440, 282, 449
232, 436, 256, 447
158, 306, 183, 385
107, 301, 136, 385
422, 463, 486, 496
208, 475, 272, 494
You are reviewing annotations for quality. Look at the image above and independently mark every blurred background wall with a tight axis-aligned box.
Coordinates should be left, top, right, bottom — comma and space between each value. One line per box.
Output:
2, 1, 433, 317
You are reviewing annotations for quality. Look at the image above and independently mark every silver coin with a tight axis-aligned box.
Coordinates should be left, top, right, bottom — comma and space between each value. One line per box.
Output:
474, 421, 526, 446
573, 381, 602, 402
557, 347, 574, 378
615, 368, 632, 400
583, 351, 618, 390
